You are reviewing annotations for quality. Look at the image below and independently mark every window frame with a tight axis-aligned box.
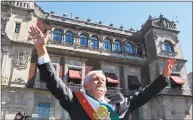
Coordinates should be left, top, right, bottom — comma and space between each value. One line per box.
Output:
53, 29, 63, 42
65, 31, 74, 45
114, 40, 122, 52
90, 36, 99, 49
125, 42, 134, 54
15, 22, 21, 33
164, 41, 174, 52
38, 102, 50, 118
104, 39, 112, 51
136, 44, 143, 56
80, 34, 88, 47
67, 68, 82, 85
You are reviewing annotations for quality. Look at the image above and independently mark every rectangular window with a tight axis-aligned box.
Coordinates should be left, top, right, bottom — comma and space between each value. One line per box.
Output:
127, 76, 141, 90
105, 72, 119, 88
68, 68, 82, 84
38, 102, 50, 118
15, 23, 21, 33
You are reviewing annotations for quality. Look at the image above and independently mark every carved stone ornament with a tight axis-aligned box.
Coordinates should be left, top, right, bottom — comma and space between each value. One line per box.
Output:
5, 8, 12, 18
1, 47, 10, 53
1, 8, 12, 35
16, 52, 29, 69
1, 75, 9, 84
14, 77, 25, 83
1, 19, 7, 34
23, 12, 33, 22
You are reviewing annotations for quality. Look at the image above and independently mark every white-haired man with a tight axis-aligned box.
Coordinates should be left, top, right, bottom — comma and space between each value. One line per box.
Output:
29, 26, 177, 120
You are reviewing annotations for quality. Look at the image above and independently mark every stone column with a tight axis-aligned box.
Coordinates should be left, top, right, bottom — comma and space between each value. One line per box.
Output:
74, 34, 79, 48
1, 48, 10, 75
80, 62, 86, 92
119, 64, 124, 88
64, 62, 68, 82
1, 47, 10, 85
98, 37, 103, 53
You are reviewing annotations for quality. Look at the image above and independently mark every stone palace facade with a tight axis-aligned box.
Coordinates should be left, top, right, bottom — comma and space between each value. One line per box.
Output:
1, 1, 192, 120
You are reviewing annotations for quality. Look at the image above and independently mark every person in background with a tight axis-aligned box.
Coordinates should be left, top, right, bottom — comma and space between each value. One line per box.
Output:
14, 111, 31, 120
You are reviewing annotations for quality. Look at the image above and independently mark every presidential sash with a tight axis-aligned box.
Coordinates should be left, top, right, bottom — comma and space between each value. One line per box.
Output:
74, 91, 119, 120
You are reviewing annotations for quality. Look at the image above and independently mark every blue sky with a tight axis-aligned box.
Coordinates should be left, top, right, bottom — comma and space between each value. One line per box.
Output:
36, 2, 192, 73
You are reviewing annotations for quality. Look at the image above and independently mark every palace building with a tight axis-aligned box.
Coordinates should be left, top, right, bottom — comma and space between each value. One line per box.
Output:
1, 1, 192, 120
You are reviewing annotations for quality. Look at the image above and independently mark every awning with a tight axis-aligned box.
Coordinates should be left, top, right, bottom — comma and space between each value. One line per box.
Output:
69, 70, 82, 80
105, 73, 120, 84
106, 77, 120, 83
170, 75, 184, 85
127, 76, 141, 89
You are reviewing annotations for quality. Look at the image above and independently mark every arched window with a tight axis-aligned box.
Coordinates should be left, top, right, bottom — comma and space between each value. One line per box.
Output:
80, 34, 88, 47
104, 39, 111, 50
125, 42, 133, 54
164, 41, 174, 52
53, 29, 63, 42
114, 40, 121, 52
136, 44, 143, 55
65, 31, 74, 44
90, 37, 99, 49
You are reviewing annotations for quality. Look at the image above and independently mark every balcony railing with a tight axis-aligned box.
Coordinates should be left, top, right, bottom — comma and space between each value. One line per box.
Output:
1, 1, 31, 9
152, 21, 177, 30
45, 37, 147, 63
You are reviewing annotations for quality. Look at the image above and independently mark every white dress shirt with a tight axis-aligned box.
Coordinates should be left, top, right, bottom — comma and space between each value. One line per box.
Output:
38, 55, 50, 65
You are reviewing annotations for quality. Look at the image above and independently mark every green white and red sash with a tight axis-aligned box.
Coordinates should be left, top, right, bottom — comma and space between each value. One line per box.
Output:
74, 91, 119, 120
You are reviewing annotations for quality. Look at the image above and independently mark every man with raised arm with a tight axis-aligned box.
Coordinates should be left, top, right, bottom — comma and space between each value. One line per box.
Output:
28, 25, 176, 120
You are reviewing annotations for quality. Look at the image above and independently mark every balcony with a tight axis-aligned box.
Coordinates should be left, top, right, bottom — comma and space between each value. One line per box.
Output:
45, 37, 147, 63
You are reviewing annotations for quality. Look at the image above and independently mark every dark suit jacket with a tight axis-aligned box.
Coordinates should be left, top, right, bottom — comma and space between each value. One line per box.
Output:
38, 62, 168, 120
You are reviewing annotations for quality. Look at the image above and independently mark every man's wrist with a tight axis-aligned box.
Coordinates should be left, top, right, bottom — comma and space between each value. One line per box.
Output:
36, 46, 48, 57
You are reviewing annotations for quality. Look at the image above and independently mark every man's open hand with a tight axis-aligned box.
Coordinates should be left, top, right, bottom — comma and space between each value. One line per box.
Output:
28, 25, 48, 49
28, 25, 49, 56
162, 58, 177, 78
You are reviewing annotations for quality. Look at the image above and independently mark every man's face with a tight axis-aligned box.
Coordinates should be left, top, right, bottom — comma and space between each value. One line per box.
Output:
84, 71, 107, 98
